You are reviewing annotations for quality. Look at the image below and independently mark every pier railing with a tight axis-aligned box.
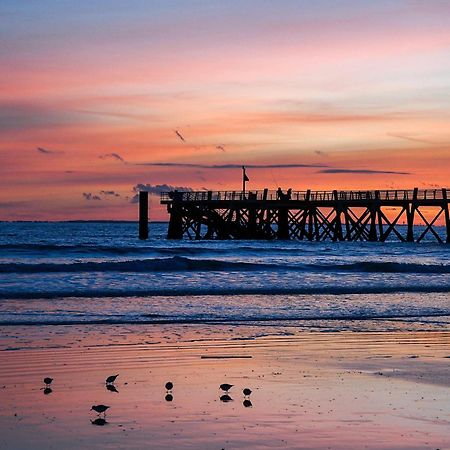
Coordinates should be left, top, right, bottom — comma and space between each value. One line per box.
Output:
161, 188, 447, 203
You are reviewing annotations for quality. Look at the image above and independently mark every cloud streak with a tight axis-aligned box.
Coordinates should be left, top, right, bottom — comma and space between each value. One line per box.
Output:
37, 147, 64, 155
83, 190, 121, 201
387, 133, 439, 146
100, 190, 120, 197
319, 169, 410, 175
136, 162, 327, 169
82, 192, 101, 201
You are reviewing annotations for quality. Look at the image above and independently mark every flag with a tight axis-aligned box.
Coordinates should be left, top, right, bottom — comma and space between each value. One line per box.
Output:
243, 166, 249, 182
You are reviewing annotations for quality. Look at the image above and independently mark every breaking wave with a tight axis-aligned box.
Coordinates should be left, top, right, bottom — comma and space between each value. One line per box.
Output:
0, 256, 449, 274
1, 284, 450, 300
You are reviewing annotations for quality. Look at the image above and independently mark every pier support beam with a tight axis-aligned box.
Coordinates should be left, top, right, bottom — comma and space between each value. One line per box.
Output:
368, 191, 381, 242
333, 190, 343, 241
277, 207, 289, 239
167, 204, 183, 239
406, 188, 418, 242
443, 188, 450, 244
139, 191, 149, 240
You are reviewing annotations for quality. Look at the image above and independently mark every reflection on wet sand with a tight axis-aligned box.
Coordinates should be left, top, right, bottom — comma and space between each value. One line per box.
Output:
91, 417, 108, 426
106, 384, 119, 393
0, 327, 449, 450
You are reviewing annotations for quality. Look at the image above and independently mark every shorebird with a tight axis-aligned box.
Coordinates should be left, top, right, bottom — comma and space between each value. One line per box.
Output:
243, 399, 253, 408
91, 405, 110, 415
243, 388, 252, 396
106, 374, 119, 384
220, 394, 233, 403
220, 383, 233, 392
165, 381, 173, 391
44, 377, 53, 386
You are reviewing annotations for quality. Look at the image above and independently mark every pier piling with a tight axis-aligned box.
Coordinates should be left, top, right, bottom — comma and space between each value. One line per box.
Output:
139, 191, 149, 240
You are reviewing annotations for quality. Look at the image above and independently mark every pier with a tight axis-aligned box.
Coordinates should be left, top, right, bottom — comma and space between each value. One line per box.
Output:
153, 188, 450, 243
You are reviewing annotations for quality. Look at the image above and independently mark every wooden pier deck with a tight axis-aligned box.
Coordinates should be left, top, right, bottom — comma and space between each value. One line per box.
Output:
154, 188, 450, 243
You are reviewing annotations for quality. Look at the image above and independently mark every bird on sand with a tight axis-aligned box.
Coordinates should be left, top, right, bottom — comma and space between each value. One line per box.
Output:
220, 394, 233, 403
220, 383, 233, 392
165, 381, 173, 391
91, 405, 110, 415
243, 388, 252, 396
44, 377, 53, 385
106, 374, 119, 384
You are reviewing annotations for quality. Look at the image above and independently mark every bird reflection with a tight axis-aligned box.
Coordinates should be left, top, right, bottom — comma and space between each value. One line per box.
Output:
91, 418, 108, 426
243, 399, 253, 408
220, 394, 233, 403
165, 393, 173, 402
106, 384, 119, 393
43, 387, 52, 395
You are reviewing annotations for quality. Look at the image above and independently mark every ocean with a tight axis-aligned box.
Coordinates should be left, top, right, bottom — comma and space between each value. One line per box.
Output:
0, 221, 449, 331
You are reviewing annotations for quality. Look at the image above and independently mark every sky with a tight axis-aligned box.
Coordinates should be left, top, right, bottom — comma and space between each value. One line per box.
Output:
1, 0, 449, 220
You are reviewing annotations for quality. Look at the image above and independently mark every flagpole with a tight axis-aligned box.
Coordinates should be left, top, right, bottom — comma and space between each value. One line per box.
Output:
242, 166, 246, 195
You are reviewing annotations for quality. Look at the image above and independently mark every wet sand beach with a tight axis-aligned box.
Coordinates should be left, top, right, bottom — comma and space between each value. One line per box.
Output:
1, 325, 449, 450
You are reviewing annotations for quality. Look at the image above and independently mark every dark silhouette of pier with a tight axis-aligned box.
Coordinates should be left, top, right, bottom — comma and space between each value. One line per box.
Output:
146, 188, 449, 243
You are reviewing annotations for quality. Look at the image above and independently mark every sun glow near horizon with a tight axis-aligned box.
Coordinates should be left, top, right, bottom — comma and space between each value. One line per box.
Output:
1, 0, 449, 220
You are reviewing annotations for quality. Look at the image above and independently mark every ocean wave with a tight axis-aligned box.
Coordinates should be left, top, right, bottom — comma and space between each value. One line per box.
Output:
0, 243, 316, 256
1, 284, 450, 300
0, 243, 188, 255
0, 256, 272, 273
0, 256, 449, 274
0, 310, 448, 327
313, 261, 450, 273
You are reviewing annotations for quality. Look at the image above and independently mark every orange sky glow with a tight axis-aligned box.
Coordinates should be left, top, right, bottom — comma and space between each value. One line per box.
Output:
0, 1, 449, 221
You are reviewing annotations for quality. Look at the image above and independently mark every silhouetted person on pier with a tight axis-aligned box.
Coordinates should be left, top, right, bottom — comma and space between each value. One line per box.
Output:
277, 188, 292, 200
287, 188, 292, 200
277, 187, 283, 200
